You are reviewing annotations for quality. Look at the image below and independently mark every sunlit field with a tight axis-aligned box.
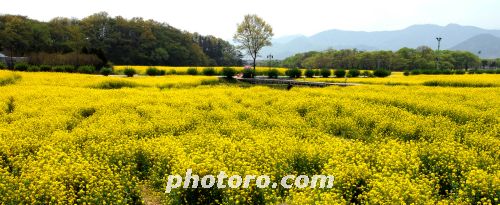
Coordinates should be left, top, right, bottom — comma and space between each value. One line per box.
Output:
309, 72, 500, 87
0, 70, 499, 204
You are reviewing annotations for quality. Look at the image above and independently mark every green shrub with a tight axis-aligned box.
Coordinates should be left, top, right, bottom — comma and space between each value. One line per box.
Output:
242, 68, 255, 78
168, 69, 176, 75
423, 80, 495, 87
93, 80, 140, 89
348, 69, 360, 77
453, 70, 466, 74
373, 69, 391, 77
124, 68, 136, 77
52, 65, 65, 72
305, 69, 315, 78
496, 69, 500, 74
403, 70, 410, 76
222, 67, 236, 79
0, 73, 21, 86
40, 65, 51, 72
100, 67, 113, 76
483, 69, 495, 74
314, 69, 321, 76
0, 62, 6, 69
78, 107, 96, 118
63, 65, 76, 73
267, 68, 279, 79
146, 67, 160, 76
77, 65, 96, 74
202, 67, 216, 76
362, 70, 374, 77
14, 62, 29, 71
187, 67, 198, 75
27, 65, 41, 72
320, 68, 331, 78
334, 69, 346, 78
442, 69, 453, 75
410, 70, 422, 75
285, 68, 301, 78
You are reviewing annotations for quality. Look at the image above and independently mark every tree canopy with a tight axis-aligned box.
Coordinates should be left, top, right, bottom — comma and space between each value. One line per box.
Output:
0, 13, 243, 66
281, 48, 482, 70
233, 14, 273, 74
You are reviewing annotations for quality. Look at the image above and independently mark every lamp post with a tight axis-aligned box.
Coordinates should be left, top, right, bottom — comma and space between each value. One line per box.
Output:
436, 37, 442, 70
266, 54, 273, 68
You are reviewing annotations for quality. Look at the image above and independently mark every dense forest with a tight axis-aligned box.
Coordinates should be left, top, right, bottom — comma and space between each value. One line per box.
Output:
280, 47, 493, 71
0, 12, 243, 67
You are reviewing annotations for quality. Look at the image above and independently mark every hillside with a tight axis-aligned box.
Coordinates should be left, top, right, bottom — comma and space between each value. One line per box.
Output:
450, 34, 500, 59
263, 24, 500, 59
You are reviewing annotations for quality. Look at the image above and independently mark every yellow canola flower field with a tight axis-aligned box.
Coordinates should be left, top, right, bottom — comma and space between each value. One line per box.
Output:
310, 72, 500, 87
0, 70, 499, 204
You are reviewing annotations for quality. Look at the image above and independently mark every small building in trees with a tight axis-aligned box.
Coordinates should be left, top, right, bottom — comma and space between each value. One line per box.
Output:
0, 52, 28, 67
0, 53, 6, 64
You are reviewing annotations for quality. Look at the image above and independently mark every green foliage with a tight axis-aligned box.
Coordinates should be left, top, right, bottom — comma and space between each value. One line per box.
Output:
167, 69, 175, 75
242, 68, 255, 78
27, 65, 41, 72
77, 65, 96, 74
39, 65, 51, 72
100, 67, 113, 76
0, 62, 6, 69
0, 73, 21, 86
281, 48, 482, 71
146, 67, 162, 76
454, 70, 466, 75
423, 80, 496, 87
0, 13, 242, 67
62, 65, 76, 73
362, 70, 374, 77
187, 67, 198, 75
373, 69, 391, 77
222, 67, 236, 79
411, 70, 422, 75
403, 70, 410, 76
14, 62, 29, 71
285, 68, 302, 78
320, 68, 331, 78
202, 67, 216, 76
305, 69, 315, 78
123, 68, 136, 77
93, 80, 140, 89
348, 69, 360, 77
52, 65, 65, 72
233, 14, 273, 71
28, 52, 103, 68
334, 69, 346, 78
267, 68, 279, 79
78, 107, 96, 118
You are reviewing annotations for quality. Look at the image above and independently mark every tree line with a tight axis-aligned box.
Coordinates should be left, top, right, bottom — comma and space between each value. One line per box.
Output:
0, 12, 243, 67
280, 47, 493, 71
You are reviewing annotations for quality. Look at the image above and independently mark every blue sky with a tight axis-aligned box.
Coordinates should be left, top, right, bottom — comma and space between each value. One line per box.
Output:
1, 0, 499, 39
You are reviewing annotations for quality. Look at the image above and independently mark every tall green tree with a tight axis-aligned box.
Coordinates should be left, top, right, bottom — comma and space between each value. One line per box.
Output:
0, 15, 32, 68
233, 14, 273, 75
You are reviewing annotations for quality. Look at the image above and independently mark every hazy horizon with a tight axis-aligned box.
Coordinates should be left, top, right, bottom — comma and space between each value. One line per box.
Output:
1, 0, 500, 40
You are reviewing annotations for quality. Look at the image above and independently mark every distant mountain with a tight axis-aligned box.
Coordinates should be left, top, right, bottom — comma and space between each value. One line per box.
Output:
450, 34, 500, 59
262, 24, 500, 59
271, 34, 305, 44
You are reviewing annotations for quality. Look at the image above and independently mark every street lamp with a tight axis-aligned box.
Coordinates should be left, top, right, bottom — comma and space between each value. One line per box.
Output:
266, 54, 273, 68
436, 37, 442, 70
